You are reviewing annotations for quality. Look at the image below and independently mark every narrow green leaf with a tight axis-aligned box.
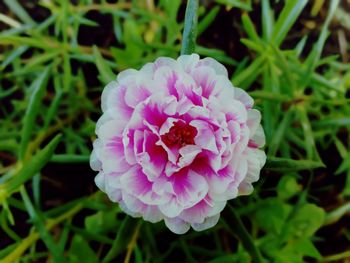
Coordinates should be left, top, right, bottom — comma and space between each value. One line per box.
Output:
232, 55, 265, 87
6, 134, 62, 195
224, 205, 267, 263
265, 157, 325, 172
92, 45, 115, 84
50, 154, 89, 163
272, 0, 307, 46
240, 38, 264, 53
0, 243, 18, 259
3, 0, 35, 25
43, 78, 63, 129
0, 86, 18, 99
181, 0, 199, 55
197, 6, 220, 36
0, 46, 28, 69
62, 52, 72, 92
249, 90, 290, 102
102, 216, 139, 263
294, 35, 308, 57
261, 0, 274, 41
298, 107, 319, 160
324, 202, 350, 226
301, 0, 340, 88
216, 0, 252, 11
268, 110, 293, 156
20, 188, 65, 263
19, 67, 50, 161
0, 36, 51, 49
241, 14, 261, 43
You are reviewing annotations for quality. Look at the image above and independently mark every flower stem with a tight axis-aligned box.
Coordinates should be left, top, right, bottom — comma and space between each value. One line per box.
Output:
0, 204, 82, 263
180, 0, 199, 55
227, 204, 266, 263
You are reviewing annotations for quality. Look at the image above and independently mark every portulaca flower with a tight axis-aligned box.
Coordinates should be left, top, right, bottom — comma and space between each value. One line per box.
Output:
90, 54, 266, 234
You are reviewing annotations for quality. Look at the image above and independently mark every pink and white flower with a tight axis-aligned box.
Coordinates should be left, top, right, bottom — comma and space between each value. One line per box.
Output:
90, 54, 266, 234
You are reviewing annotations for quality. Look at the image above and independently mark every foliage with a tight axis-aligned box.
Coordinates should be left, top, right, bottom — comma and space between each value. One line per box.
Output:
0, 0, 349, 262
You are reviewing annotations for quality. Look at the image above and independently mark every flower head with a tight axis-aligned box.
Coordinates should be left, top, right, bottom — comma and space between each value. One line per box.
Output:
90, 54, 266, 234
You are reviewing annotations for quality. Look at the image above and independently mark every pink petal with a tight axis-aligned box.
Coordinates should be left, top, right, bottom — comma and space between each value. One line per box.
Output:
96, 116, 126, 141
165, 145, 202, 176
191, 120, 219, 154
197, 57, 228, 77
250, 125, 266, 148
122, 193, 163, 223
101, 137, 132, 174
101, 81, 132, 117
170, 169, 208, 208
247, 109, 261, 138
191, 66, 217, 98
180, 197, 226, 224
234, 87, 254, 110
138, 131, 167, 181
177, 54, 200, 73
191, 214, 220, 232
159, 196, 184, 218
119, 166, 163, 205
225, 100, 247, 123
164, 217, 190, 234
154, 66, 179, 98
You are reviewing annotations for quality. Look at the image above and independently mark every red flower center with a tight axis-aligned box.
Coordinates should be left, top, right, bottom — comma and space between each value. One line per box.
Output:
161, 121, 197, 147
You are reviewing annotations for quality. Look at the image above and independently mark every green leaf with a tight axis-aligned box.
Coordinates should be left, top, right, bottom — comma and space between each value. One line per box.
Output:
3, 0, 35, 25
197, 6, 220, 36
102, 216, 139, 263
68, 235, 98, 263
92, 45, 115, 84
5, 134, 62, 196
272, 0, 307, 46
277, 176, 302, 200
268, 110, 293, 156
261, 0, 274, 41
181, 0, 199, 55
240, 38, 264, 53
50, 154, 89, 163
300, 0, 340, 88
249, 90, 290, 102
0, 45, 28, 69
255, 198, 292, 235
19, 67, 51, 161
286, 204, 325, 238
224, 205, 267, 263
265, 157, 325, 172
84, 209, 120, 235
232, 55, 265, 88
291, 239, 322, 259
20, 188, 64, 263
216, 0, 252, 11
241, 14, 261, 43
207, 255, 241, 263
324, 202, 350, 226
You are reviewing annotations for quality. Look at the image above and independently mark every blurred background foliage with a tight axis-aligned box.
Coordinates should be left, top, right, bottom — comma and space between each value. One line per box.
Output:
0, 0, 350, 262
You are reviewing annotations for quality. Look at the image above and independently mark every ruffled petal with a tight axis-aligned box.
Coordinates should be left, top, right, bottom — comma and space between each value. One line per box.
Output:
197, 57, 228, 77
191, 214, 220, 232
164, 217, 190, 234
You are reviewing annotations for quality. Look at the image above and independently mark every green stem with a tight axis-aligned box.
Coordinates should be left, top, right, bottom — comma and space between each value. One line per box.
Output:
0, 204, 82, 263
180, 0, 199, 55
322, 251, 350, 262
226, 204, 266, 263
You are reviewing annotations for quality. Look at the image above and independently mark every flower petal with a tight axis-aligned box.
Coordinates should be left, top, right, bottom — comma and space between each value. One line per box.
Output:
164, 217, 190, 234
191, 214, 220, 232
